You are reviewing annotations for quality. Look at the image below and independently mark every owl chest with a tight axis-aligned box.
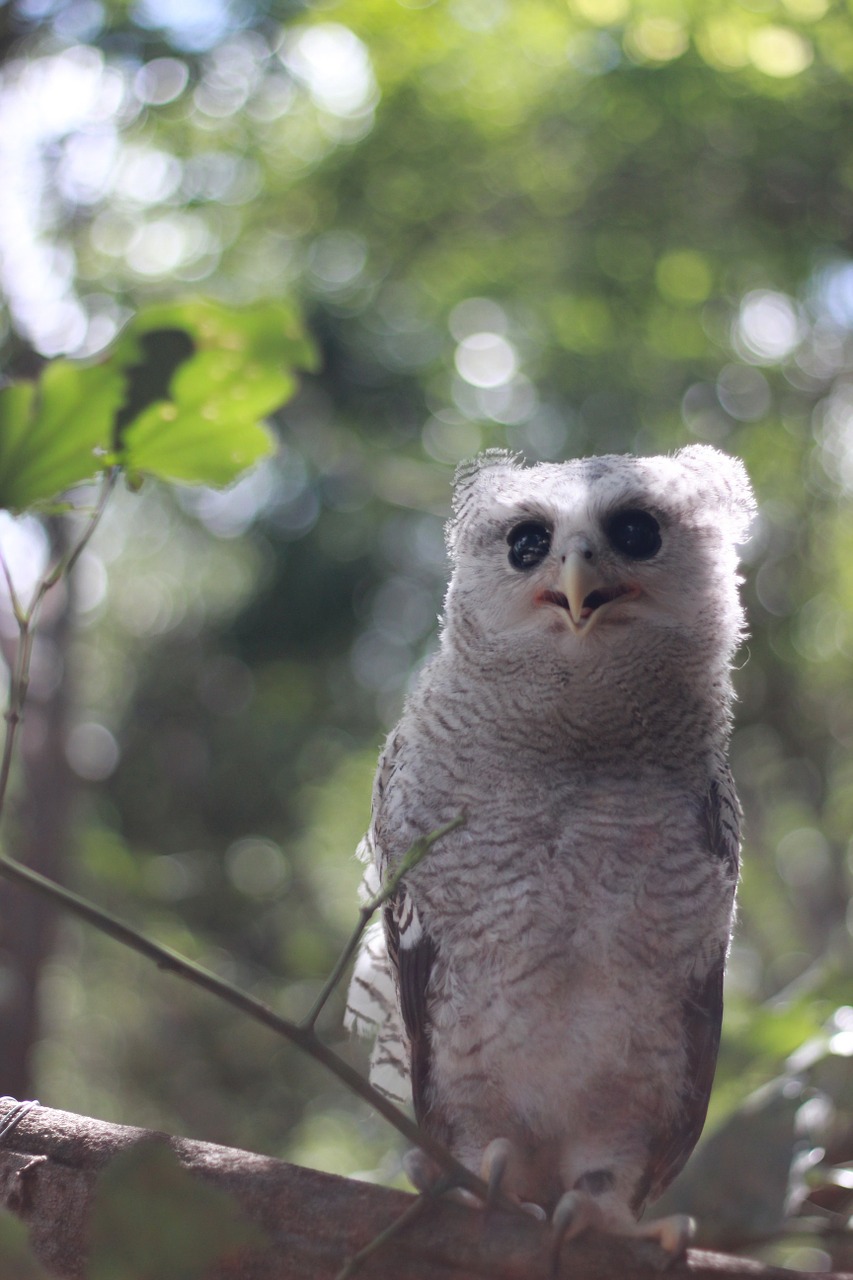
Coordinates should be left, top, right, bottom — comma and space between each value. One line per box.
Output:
411, 793, 725, 973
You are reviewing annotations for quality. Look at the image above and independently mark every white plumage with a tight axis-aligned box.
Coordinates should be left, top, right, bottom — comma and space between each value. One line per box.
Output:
347, 445, 755, 1234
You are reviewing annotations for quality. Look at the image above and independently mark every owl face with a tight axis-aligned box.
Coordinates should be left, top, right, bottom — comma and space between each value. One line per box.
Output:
503, 501, 665, 638
445, 445, 755, 654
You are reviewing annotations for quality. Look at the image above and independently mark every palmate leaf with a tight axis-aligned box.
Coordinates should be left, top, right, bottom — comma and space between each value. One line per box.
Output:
0, 298, 317, 514
116, 298, 318, 487
0, 361, 125, 513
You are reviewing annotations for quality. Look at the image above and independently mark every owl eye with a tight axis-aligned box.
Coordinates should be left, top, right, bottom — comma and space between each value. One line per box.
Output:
507, 521, 551, 570
606, 509, 661, 560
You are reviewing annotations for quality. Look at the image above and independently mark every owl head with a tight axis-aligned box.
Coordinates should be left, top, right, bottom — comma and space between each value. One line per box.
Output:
443, 445, 756, 662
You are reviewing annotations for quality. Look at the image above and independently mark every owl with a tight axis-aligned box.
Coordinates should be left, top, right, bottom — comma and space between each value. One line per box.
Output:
346, 445, 755, 1247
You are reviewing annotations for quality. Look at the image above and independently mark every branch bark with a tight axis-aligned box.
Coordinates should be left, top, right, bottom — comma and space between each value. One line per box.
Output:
0, 1102, 846, 1280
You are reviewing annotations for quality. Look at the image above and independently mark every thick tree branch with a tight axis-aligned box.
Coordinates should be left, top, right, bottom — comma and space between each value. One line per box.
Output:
0, 1102, 844, 1280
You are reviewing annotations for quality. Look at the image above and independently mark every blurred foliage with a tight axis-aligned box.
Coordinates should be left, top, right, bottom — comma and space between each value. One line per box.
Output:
0, 0, 852, 1268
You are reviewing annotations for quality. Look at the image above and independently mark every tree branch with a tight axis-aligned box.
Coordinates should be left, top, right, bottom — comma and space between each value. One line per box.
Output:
0, 1102, 838, 1280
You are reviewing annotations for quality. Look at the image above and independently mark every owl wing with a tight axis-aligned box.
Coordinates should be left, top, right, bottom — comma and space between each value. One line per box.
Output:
374, 734, 438, 1124
347, 732, 437, 1120
634, 763, 741, 1210
383, 885, 435, 1124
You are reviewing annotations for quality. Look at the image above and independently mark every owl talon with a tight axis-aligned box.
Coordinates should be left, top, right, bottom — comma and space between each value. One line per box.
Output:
480, 1137, 513, 1204
552, 1189, 604, 1241
402, 1147, 482, 1209
521, 1200, 547, 1222
550, 1191, 605, 1277
402, 1147, 443, 1195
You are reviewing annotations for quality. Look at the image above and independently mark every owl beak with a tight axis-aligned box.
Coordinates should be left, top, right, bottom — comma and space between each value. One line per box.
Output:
549, 552, 640, 633
559, 551, 606, 629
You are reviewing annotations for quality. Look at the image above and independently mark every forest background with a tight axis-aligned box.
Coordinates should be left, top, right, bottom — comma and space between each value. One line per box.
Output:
0, 0, 852, 1271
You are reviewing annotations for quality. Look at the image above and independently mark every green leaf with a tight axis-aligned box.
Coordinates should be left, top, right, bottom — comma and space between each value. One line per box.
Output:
0, 296, 316, 514
0, 361, 125, 514
88, 1141, 268, 1280
118, 298, 317, 489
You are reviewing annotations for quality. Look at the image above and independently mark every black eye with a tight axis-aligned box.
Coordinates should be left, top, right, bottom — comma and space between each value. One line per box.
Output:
507, 521, 551, 570
606, 509, 661, 560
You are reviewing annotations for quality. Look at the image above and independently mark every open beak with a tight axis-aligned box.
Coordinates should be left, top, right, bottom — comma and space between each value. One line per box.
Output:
536, 552, 639, 634
560, 552, 603, 626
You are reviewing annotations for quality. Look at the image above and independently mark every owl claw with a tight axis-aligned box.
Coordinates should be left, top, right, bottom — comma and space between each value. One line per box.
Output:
521, 1200, 547, 1222
550, 1191, 605, 1277
480, 1137, 513, 1204
552, 1189, 605, 1241
401, 1146, 485, 1210
402, 1147, 443, 1195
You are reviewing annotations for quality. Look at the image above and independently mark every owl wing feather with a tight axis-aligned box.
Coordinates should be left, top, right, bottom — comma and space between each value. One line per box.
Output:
383, 888, 435, 1125
348, 730, 437, 1117
374, 732, 437, 1122
634, 764, 741, 1209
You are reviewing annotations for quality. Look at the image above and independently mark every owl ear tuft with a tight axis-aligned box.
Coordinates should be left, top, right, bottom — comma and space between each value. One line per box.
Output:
673, 444, 757, 542
452, 449, 522, 507
448, 450, 523, 553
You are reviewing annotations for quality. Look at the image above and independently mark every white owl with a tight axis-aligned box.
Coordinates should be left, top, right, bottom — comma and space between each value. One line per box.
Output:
347, 445, 755, 1246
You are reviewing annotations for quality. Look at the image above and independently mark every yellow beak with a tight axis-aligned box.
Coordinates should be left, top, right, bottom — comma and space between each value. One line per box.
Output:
558, 551, 605, 626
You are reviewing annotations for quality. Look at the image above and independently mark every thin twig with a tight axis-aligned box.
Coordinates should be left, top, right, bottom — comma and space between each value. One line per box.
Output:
0, 550, 23, 625
28, 469, 119, 614
301, 813, 466, 1031
334, 1178, 454, 1280
0, 470, 118, 819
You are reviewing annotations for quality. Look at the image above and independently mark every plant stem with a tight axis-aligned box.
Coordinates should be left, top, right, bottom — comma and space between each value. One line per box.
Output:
0, 470, 118, 821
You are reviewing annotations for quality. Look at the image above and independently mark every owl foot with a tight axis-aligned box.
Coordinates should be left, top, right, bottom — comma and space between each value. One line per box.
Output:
402, 1146, 482, 1211
631, 1213, 696, 1259
550, 1191, 694, 1274
402, 1147, 447, 1195
403, 1143, 546, 1219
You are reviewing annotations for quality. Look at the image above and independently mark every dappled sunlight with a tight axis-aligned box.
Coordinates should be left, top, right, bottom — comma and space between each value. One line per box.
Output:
279, 24, 379, 122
